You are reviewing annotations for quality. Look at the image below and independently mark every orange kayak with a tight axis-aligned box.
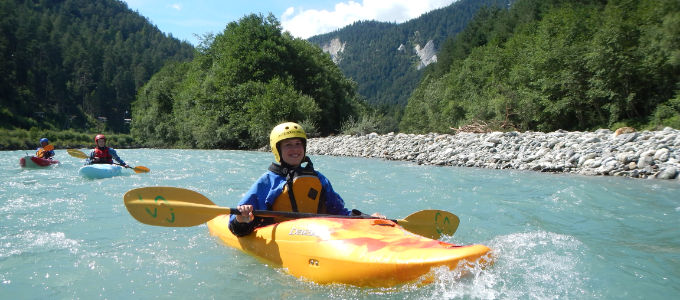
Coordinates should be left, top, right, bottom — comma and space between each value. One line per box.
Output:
207, 215, 491, 287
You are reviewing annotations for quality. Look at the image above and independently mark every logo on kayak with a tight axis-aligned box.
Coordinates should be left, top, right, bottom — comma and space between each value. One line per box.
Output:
289, 226, 317, 237
289, 224, 330, 238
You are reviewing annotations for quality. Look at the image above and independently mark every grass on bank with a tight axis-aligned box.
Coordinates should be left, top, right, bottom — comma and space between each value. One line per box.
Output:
0, 128, 137, 151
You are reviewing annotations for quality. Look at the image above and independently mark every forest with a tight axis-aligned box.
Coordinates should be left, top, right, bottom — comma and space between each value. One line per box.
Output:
1, 0, 678, 151
130, 14, 360, 149
400, 0, 680, 133
0, 0, 193, 136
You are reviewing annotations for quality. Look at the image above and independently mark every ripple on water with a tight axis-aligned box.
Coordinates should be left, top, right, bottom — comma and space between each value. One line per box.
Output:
0, 230, 80, 258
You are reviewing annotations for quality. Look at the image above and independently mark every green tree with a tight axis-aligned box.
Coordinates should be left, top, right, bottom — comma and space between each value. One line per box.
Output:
0, 0, 193, 132
132, 14, 359, 149
401, 0, 680, 133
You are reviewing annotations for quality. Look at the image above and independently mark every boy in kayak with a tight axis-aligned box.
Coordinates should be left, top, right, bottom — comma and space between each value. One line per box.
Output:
35, 138, 55, 159
85, 134, 128, 167
230, 122, 383, 236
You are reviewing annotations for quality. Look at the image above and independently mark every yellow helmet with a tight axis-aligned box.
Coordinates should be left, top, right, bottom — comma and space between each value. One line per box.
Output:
270, 122, 307, 163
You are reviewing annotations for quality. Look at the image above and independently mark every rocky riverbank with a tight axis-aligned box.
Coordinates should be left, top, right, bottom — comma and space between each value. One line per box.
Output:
306, 127, 680, 181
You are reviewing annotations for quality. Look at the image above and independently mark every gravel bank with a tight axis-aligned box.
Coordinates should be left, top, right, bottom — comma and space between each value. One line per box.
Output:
306, 127, 680, 181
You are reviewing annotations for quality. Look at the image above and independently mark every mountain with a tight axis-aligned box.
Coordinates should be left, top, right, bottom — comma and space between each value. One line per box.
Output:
307, 0, 513, 108
0, 0, 194, 132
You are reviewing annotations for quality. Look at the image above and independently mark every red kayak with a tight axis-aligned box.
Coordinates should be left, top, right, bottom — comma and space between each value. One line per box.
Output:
20, 156, 60, 168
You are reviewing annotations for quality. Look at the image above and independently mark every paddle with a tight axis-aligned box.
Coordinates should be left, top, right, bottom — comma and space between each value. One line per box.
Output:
122, 164, 150, 173
123, 186, 459, 240
67, 148, 88, 159
66, 148, 150, 173
36, 144, 54, 158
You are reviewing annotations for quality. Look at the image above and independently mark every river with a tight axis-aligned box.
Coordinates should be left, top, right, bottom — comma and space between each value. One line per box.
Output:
1, 149, 678, 299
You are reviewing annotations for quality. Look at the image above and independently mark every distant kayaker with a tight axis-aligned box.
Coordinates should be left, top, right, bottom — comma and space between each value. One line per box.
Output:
230, 122, 384, 236
85, 134, 128, 167
35, 138, 55, 159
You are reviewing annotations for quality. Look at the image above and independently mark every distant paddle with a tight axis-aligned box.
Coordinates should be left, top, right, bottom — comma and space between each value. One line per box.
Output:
66, 148, 150, 173
36, 144, 55, 158
123, 164, 150, 173
123, 186, 459, 239
67, 148, 88, 159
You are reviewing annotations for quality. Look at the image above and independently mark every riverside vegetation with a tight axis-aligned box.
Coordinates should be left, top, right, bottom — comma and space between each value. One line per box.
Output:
0, 128, 136, 150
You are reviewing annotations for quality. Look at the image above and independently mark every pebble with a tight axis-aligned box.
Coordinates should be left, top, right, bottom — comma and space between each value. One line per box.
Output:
306, 127, 680, 181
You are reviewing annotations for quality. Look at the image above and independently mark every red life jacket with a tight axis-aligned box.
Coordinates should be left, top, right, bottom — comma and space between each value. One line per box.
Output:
93, 147, 113, 164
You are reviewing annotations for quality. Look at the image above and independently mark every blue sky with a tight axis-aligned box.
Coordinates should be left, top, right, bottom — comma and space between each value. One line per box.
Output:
122, 0, 457, 45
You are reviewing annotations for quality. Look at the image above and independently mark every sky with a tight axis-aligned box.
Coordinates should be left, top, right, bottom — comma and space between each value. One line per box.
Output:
121, 0, 458, 45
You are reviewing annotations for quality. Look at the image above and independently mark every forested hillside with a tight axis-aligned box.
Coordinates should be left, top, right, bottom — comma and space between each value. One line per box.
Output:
401, 0, 680, 133
307, 0, 513, 109
4, 0, 677, 152
131, 14, 360, 149
0, 0, 194, 133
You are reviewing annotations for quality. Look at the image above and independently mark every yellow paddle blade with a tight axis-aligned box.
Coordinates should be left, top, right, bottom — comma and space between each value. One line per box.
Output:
398, 210, 460, 240
124, 186, 229, 227
67, 149, 88, 159
131, 165, 150, 173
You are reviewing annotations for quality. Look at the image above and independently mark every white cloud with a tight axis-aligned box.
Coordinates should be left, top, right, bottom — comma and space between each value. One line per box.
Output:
281, 0, 456, 39
169, 3, 182, 11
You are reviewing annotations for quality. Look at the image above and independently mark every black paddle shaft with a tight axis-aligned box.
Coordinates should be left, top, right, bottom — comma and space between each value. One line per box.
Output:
234, 209, 397, 222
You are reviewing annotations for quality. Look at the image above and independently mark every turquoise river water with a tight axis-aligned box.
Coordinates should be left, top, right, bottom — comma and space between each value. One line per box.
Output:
1, 149, 678, 299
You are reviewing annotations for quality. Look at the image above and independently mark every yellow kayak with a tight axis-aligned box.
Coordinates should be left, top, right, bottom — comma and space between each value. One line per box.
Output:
207, 215, 491, 287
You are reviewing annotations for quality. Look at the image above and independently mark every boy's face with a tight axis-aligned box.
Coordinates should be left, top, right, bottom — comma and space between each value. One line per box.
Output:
97, 139, 106, 147
279, 138, 304, 166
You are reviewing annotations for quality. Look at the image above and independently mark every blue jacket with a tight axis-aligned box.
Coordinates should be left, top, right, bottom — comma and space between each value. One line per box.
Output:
229, 169, 351, 236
